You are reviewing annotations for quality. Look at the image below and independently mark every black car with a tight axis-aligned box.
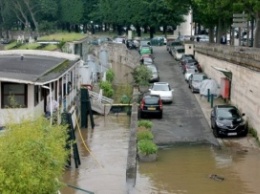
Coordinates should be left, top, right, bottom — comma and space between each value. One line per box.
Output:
139, 94, 163, 118
181, 58, 202, 73
210, 105, 248, 137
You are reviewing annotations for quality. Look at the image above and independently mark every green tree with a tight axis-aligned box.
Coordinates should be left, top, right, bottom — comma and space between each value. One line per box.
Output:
60, 0, 84, 31
233, 0, 260, 47
0, 117, 69, 194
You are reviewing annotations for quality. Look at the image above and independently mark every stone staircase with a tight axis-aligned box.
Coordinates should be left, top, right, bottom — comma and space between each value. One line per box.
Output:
88, 90, 113, 115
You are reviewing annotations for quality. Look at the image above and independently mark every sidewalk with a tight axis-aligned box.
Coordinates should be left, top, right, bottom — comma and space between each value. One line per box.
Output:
194, 93, 260, 151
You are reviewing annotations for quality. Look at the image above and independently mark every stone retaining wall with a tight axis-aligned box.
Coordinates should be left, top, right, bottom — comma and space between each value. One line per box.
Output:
194, 43, 260, 135
93, 43, 140, 85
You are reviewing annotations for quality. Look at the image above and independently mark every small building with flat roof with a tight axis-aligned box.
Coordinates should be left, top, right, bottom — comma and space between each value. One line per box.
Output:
0, 50, 84, 127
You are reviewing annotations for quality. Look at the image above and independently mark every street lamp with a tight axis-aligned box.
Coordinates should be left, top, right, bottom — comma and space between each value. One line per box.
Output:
42, 85, 53, 124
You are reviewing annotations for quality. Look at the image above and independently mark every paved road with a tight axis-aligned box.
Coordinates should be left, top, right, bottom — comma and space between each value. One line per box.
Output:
150, 46, 219, 146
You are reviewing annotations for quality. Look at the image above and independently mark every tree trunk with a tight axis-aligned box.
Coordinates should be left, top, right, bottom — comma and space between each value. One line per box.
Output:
149, 26, 155, 39
254, 14, 260, 48
23, 0, 39, 37
136, 24, 141, 37
208, 27, 214, 43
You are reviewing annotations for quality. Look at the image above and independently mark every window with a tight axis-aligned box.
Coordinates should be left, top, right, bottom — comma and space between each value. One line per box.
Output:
1, 82, 27, 108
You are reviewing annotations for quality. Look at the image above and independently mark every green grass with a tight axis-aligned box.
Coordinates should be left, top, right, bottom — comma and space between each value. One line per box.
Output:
38, 32, 87, 42
113, 84, 133, 103
18, 43, 41, 50
4, 41, 17, 50
43, 44, 58, 51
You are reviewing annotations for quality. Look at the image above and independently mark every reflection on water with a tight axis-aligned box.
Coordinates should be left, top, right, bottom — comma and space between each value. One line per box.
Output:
60, 114, 260, 194
134, 145, 260, 194
61, 115, 130, 194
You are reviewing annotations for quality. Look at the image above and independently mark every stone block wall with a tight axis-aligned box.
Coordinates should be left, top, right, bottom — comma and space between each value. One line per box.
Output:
195, 43, 260, 135
94, 43, 140, 85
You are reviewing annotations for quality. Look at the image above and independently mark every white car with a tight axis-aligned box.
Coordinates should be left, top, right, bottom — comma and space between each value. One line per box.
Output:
173, 47, 185, 60
149, 82, 173, 103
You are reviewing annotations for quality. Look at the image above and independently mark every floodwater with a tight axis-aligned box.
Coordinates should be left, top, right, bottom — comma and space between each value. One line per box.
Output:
134, 145, 260, 194
61, 115, 260, 194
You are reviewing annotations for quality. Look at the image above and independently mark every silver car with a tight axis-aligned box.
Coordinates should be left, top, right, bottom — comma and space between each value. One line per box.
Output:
149, 82, 173, 103
146, 64, 160, 82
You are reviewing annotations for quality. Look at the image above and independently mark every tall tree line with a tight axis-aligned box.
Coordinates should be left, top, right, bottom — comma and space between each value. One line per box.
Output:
0, 0, 259, 47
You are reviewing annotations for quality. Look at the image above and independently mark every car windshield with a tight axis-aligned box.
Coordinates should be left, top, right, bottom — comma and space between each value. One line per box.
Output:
152, 84, 170, 91
183, 56, 193, 60
171, 41, 182, 46
193, 74, 207, 81
144, 58, 153, 62
217, 107, 241, 119
187, 59, 197, 63
144, 96, 159, 104
177, 48, 185, 53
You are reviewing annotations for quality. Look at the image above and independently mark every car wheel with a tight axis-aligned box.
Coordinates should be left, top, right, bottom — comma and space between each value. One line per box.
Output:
213, 128, 220, 138
158, 112, 163, 119
139, 112, 144, 119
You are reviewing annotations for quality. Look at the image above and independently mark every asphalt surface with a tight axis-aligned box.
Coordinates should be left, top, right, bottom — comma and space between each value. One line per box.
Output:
150, 46, 219, 146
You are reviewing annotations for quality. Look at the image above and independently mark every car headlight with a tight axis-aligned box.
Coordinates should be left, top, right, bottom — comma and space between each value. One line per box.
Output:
216, 121, 224, 127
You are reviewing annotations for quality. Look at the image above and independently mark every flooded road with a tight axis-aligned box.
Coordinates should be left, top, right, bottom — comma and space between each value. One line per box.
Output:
61, 115, 260, 194
134, 145, 260, 194
61, 115, 130, 194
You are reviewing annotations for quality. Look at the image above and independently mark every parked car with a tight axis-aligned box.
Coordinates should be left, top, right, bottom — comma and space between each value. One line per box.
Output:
210, 105, 248, 137
149, 82, 173, 103
150, 36, 165, 46
180, 54, 195, 65
146, 64, 160, 82
172, 46, 185, 60
139, 94, 163, 118
169, 41, 183, 55
182, 58, 202, 73
188, 73, 208, 93
195, 34, 209, 42
142, 57, 154, 65
184, 68, 198, 82
140, 46, 152, 55
113, 37, 125, 44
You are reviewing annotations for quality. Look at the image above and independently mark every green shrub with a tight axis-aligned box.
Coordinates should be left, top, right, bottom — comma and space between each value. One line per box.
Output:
98, 80, 114, 97
138, 120, 153, 129
249, 127, 259, 143
132, 65, 152, 86
137, 130, 153, 141
138, 139, 158, 155
106, 68, 115, 83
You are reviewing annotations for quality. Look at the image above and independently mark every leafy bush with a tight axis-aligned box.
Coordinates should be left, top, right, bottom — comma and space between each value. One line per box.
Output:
132, 65, 152, 86
137, 130, 153, 141
106, 68, 115, 83
138, 120, 153, 129
98, 80, 114, 97
138, 139, 158, 155
0, 117, 69, 194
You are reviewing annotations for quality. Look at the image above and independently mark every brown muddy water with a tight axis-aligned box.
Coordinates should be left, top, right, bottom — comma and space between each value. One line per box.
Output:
61, 115, 260, 194
134, 145, 260, 194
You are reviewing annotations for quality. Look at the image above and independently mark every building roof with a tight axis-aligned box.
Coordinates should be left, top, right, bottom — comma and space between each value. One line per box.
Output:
0, 51, 80, 84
